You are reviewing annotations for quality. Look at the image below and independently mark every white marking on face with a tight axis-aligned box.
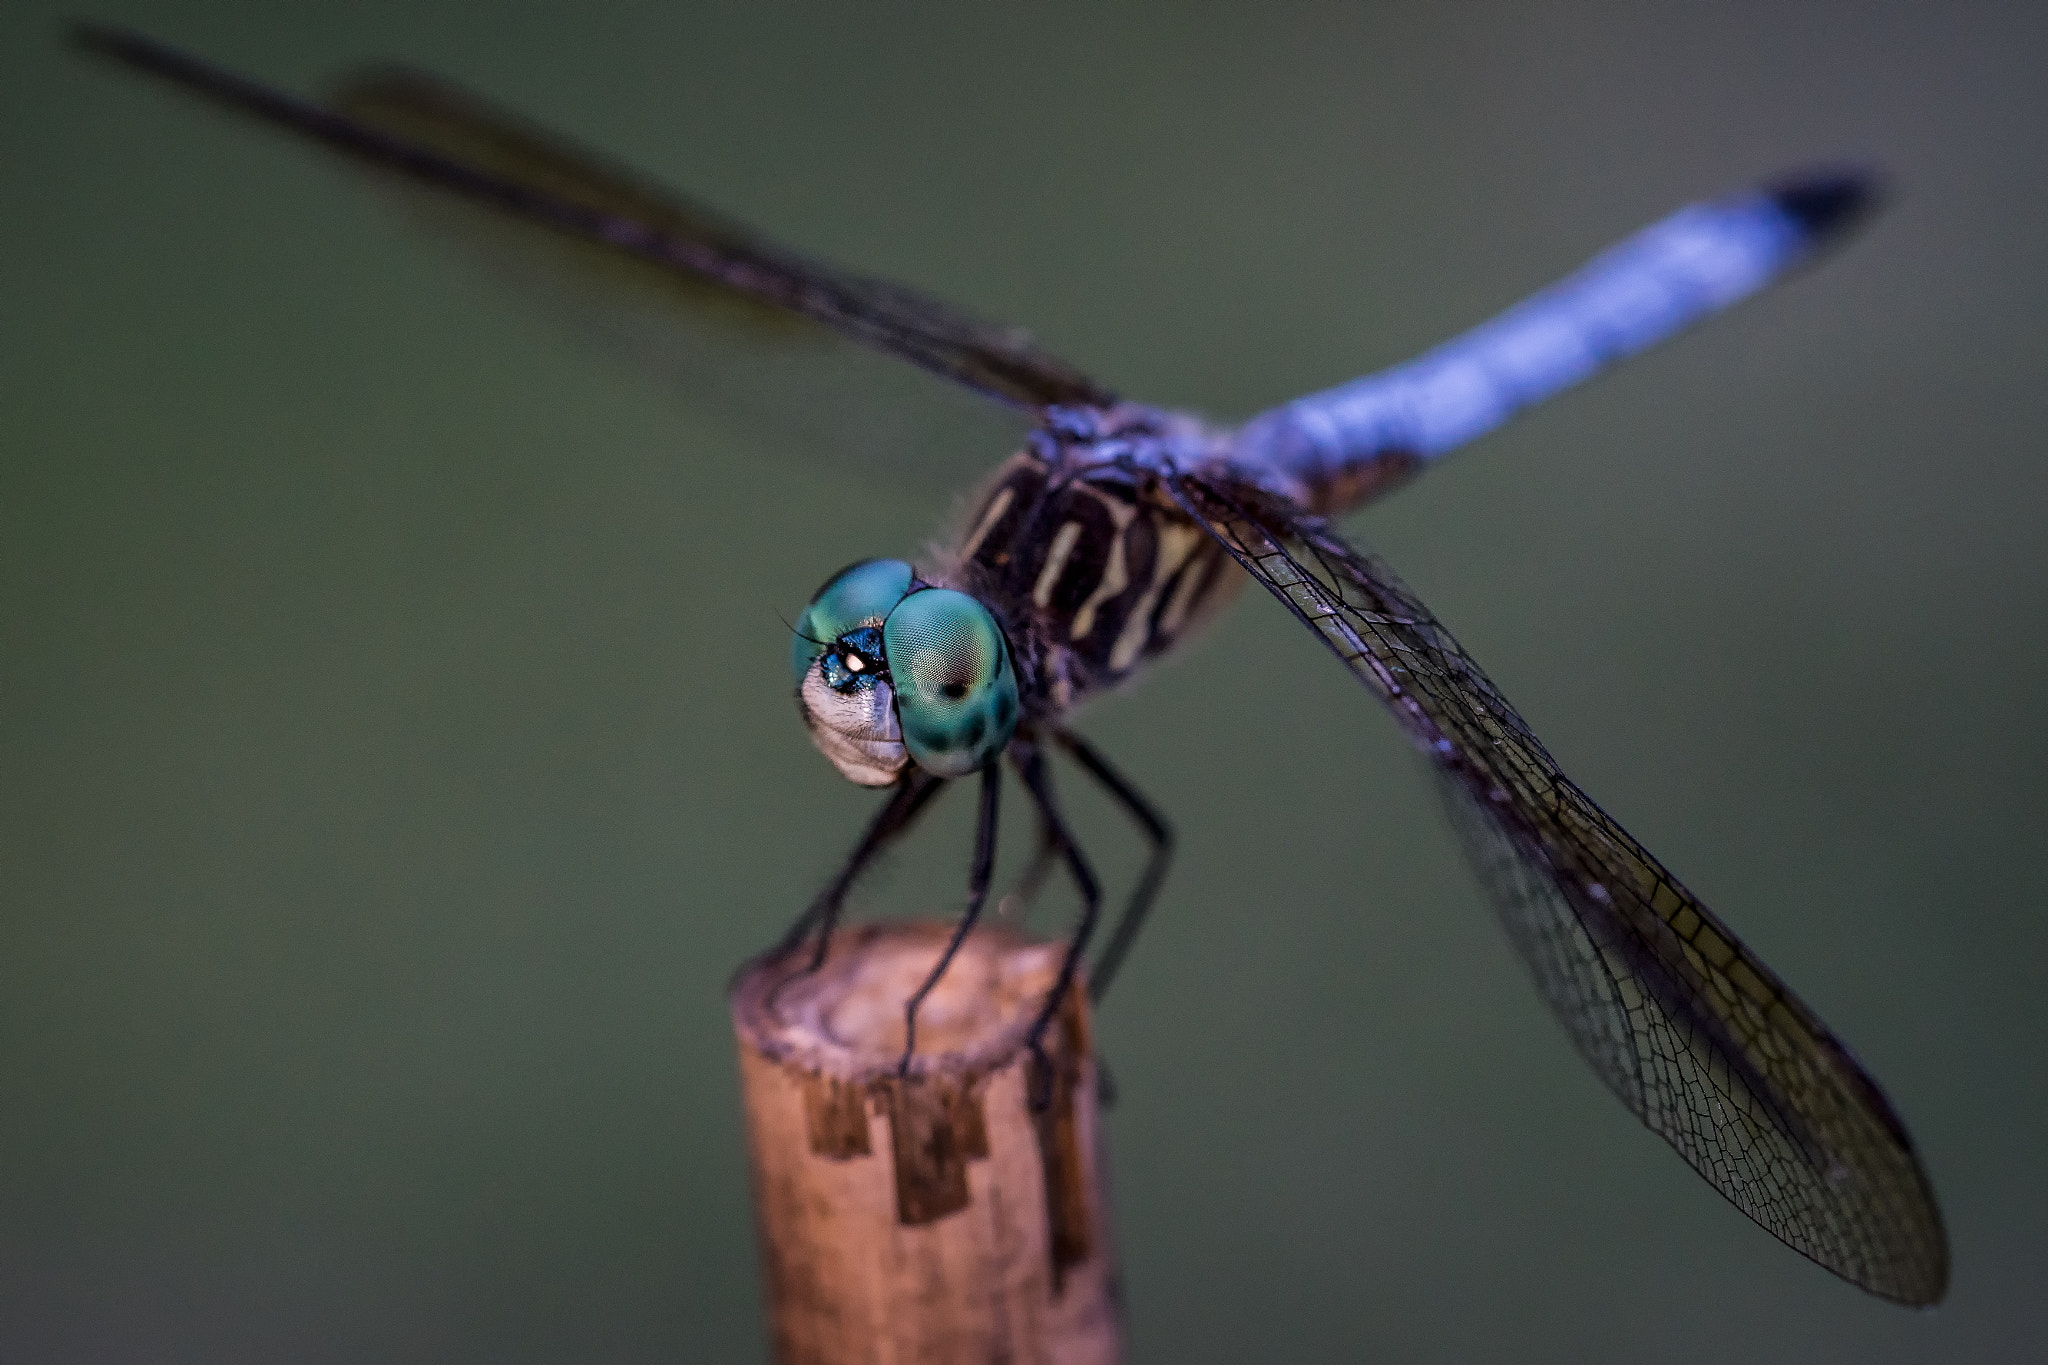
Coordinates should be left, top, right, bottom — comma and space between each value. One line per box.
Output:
799, 668, 906, 786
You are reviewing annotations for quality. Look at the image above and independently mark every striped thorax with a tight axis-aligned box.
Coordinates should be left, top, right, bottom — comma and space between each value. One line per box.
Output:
949, 429, 1243, 714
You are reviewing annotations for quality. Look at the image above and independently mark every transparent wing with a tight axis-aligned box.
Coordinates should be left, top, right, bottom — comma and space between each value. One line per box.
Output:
75, 25, 1116, 415
1166, 469, 1948, 1305
329, 67, 1032, 476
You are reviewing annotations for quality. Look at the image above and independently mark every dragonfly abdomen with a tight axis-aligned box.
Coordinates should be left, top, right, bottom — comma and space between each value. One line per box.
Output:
1234, 173, 1877, 516
950, 451, 1240, 710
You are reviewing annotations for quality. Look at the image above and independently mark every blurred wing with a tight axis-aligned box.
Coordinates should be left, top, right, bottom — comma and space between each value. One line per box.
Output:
328, 68, 1033, 476
1166, 469, 1948, 1305
74, 24, 1116, 415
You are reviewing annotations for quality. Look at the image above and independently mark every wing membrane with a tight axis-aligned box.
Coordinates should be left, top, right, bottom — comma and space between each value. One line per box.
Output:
1167, 469, 1948, 1305
75, 24, 1116, 412
333, 69, 1034, 477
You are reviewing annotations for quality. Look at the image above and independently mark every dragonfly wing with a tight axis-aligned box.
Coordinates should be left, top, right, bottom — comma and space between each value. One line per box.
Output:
1166, 469, 1948, 1305
332, 76, 1034, 480
75, 25, 1116, 415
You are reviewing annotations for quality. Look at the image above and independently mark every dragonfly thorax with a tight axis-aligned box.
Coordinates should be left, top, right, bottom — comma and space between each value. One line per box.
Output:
948, 435, 1246, 712
791, 559, 1020, 786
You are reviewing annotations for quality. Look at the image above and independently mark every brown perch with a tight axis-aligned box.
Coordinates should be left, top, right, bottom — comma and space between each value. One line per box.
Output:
730, 921, 1121, 1364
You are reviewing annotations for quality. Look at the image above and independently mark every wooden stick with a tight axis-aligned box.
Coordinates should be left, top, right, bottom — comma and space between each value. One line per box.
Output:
730, 921, 1121, 1365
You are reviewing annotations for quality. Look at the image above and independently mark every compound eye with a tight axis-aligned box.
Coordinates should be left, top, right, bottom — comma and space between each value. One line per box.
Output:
883, 589, 1020, 778
790, 559, 915, 687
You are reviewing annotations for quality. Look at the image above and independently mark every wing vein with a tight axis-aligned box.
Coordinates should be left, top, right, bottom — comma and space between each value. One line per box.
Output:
1165, 466, 1948, 1305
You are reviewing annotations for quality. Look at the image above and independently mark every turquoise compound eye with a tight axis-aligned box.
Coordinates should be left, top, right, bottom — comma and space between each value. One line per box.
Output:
791, 559, 915, 686
883, 589, 1020, 778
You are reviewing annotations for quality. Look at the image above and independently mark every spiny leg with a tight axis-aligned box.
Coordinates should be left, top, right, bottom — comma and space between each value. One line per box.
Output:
1049, 727, 1174, 1005
772, 769, 946, 972
1012, 740, 1102, 1110
897, 761, 1002, 1076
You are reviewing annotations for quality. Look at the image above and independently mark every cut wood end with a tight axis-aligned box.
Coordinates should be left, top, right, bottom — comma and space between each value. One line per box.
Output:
731, 921, 1120, 1364
730, 920, 1068, 1084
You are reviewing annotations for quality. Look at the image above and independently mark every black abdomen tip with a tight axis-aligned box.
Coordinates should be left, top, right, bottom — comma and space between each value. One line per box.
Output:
1768, 169, 1882, 242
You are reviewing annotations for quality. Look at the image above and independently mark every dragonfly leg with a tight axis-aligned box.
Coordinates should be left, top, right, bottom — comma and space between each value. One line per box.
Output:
1012, 741, 1102, 1111
771, 769, 947, 973
897, 762, 1002, 1076
996, 817, 1060, 922
1049, 727, 1174, 1005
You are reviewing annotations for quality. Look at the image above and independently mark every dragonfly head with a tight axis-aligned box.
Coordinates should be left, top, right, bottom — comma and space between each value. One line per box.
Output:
791, 558, 1020, 786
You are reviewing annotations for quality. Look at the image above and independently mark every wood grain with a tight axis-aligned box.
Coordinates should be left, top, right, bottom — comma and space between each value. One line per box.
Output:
731, 921, 1121, 1365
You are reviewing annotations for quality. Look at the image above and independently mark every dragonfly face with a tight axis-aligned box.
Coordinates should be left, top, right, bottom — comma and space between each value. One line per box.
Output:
792, 558, 1020, 785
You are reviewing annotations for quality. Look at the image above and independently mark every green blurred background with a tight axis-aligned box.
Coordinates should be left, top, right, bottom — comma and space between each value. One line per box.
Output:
5, 2, 2045, 1360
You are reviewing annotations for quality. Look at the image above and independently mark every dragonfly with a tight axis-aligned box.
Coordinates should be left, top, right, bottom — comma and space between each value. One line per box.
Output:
77, 23, 1947, 1307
